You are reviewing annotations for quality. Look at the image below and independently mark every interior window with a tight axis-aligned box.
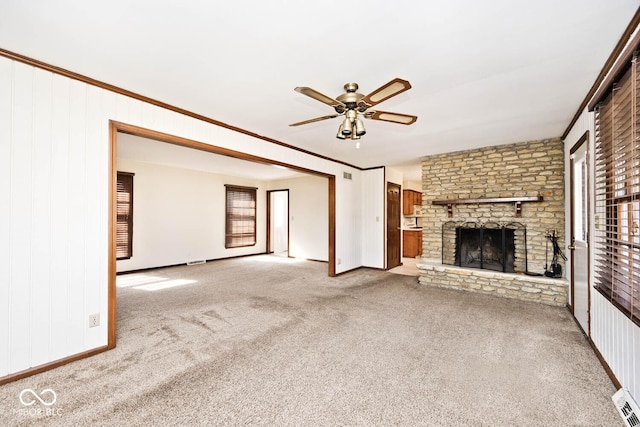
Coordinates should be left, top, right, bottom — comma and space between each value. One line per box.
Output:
225, 185, 257, 248
116, 172, 134, 259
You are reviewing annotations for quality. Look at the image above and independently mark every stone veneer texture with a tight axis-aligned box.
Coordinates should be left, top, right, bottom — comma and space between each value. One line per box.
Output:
417, 262, 568, 306
421, 138, 565, 276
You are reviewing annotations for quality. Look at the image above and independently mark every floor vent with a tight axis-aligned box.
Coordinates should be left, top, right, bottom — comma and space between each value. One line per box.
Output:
343, 171, 352, 180
186, 260, 206, 266
613, 388, 640, 427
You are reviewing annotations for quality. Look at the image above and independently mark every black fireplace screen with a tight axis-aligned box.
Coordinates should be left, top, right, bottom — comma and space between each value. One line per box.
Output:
442, 221, 527, 273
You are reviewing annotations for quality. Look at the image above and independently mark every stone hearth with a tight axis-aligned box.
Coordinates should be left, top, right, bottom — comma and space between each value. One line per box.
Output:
419, 138, 566, 305
417, 259, 567, 306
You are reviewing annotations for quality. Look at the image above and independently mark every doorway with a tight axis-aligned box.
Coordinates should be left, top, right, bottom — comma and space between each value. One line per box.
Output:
387, 182, 401, 269
570, 131, 590, 334
267, 190, 289, 257
109, 121, 337, 350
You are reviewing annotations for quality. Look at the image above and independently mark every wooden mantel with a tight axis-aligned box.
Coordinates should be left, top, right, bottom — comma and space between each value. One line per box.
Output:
432, 196, 543, 218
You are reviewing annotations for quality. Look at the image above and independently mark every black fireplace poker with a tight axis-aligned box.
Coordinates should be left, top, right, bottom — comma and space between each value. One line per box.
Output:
545, 229, 566, 278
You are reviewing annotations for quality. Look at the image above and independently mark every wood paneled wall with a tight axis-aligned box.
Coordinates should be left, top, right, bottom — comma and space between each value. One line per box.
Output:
361, 168, 385, 268
0, 56, 368, 378
565, 107, 640, 401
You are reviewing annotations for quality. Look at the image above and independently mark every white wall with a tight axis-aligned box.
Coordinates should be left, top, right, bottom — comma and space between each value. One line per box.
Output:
116, 158, 267, 272
336, 170, 362, 270
386, 167, 403, 186
403, 180, 422, 192
0, 55, 371, 378
268, 176, 328, 262
361, 168, 385, 268
565, 107, 640, 401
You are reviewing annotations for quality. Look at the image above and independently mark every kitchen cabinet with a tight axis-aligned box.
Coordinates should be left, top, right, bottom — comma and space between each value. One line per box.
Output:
402, 190, 422, 215
403, 229, 422, 258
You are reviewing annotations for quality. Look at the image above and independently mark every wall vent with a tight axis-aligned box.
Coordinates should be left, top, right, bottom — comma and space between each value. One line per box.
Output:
613, 388, 640, 427
186, 260, 206, 266
343, 172, 352, 180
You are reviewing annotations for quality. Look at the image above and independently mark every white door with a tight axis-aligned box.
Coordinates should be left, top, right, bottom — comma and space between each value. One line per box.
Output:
570, 140, 589, 334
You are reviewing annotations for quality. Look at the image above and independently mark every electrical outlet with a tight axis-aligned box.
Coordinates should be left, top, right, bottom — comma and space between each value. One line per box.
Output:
89, 313, 100, 328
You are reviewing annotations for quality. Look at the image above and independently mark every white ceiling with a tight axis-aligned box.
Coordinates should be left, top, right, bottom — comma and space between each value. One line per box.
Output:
118, 133, 305, 181
1, 1, 638, 180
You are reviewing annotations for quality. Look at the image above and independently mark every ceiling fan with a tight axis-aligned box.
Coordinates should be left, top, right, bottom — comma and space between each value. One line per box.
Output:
289, 78, 417, 145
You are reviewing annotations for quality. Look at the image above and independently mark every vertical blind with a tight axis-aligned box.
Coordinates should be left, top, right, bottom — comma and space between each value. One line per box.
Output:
116, 172, 134, 259
225, 185, 257, 248
594, 53, 640, 326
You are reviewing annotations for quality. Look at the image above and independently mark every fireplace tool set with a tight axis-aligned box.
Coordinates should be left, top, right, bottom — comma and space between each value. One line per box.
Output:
544, 229, 566, 278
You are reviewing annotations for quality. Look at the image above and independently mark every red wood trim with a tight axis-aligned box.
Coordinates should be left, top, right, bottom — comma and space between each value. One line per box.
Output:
567, 310, 621, 388
0, 346, 109, 386
387, 182, 402, 269
108, 121, 118, 350
587, 337, 622, 390
328, 176, 336, 277
587, 33, 640, 112
562, 8, 640, 139
588, 337, 622, 389
113, 121, 333, 179
383, 167, 388, 269
266, 191, 273, 254
0, 47, 362, 171
569, 130, 589, 154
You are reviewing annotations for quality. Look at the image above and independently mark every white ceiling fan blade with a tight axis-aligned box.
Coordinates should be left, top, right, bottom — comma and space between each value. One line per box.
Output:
294, 87, 345, 109
364, 110, 417, 125
289, 114, 341, 127
359, 78, 412, 108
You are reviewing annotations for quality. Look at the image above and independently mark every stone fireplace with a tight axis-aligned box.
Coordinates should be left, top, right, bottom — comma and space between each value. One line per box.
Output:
448, 221, 519, 273
416, 138, 568, 306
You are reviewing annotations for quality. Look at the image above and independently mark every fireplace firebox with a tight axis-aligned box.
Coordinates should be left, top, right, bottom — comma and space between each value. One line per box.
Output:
441, 221, 527, 273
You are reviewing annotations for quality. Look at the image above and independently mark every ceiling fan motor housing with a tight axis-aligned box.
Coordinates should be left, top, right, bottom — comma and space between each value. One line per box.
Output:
336, 83, 366, 113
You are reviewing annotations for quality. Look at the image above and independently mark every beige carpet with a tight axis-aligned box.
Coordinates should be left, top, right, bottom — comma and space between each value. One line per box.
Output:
0, 255, 622, 426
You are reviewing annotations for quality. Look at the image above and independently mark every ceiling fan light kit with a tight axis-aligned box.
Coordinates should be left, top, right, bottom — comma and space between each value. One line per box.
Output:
290, 78, 417, 146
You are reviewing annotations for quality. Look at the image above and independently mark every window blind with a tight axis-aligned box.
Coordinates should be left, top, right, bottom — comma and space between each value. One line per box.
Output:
225, 185, 257, 248
594, 54, 640, 326
116, 172, 134, 259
